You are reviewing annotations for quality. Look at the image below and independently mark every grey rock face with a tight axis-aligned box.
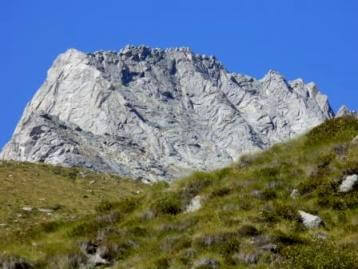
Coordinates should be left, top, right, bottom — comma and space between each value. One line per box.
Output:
1, 45, 334, 181
336, 105, 358, 118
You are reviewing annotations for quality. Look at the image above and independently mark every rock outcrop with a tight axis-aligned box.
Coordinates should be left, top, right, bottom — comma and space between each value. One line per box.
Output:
0, 45, 334, 181
338, 174, 358, 193
185, 195, 202, 213
298, 210, 323, 229
336, 105, 358, 118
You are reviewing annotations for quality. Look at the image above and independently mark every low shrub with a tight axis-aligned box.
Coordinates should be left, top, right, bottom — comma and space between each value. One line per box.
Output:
193, 232, 240, 257
273, 202, 298, 221
281, 240, 358, 269
40, 220, 65, 233
305, 116, 358, 147
117, 197, 138, 214
237, 225, 260, 237
48, 252, 87, 269
95, 200, 117, 213
155, 257, 170, 269
210, 187, 231, 198
272, 230, 304, 246
258, 207, 280, 223
254, 166, 280, 181
151, 192, 182, 215
178, 172, 214, 200
297, 178, 323, 195
260, 188, 278, 200
0, 255, 33, 269
67, 219, 106, 238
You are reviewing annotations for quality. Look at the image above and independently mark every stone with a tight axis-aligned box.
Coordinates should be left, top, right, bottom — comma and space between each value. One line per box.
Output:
314, 231, 328, 240
1, 46, 334, 182
232, 251, 260, 264
251, 190, 262, 198
22, 207, 33, 212
298, 210, 322, 228
251, 235, 272, 246
0, 257, 33, 269
87, 253, 109, 266
38, 208, 54, 214
141, 210, 155, 220
338, 174, 358, 193
185, 195, 202, 213
193, 257, 220, 269
80, 241, 110, 266
260, 243, 278, 252
290, 189, 299, 199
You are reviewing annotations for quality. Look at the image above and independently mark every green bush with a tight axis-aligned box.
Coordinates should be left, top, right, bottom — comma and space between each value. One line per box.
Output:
273, 201, 298, 221
210, 187, 231, 198
128, 226, 148, 237
151, 192, 182, 215
155, 257, 170, 269
95, 200, 117, 213
273, 230, 304, 246
281, 240, 358, 269
255, 166, 280, 181
237, 225, 259, 237
117, 197, 138, 214
297, 178, 323, 195
305, 116, 358, 147
67, 219, 105, 237
258, 207, 280, 223
40, 221, 65, 233
260, 188, 278, 200
194, 232, 240, 257
237, 195, 253, 211
179, 172, 214, 198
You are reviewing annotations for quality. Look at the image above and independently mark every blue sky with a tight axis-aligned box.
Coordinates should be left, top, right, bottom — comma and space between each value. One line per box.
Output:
1, 0, 357, 148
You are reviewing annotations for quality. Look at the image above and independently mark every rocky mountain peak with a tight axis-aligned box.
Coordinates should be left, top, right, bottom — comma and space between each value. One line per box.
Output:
336, 105, 358, 118
1, 45, 334, 181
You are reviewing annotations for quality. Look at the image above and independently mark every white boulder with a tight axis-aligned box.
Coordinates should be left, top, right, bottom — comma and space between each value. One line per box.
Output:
338, 174, 358, 193
298, 210, 322, 229
185, 195, 202, 213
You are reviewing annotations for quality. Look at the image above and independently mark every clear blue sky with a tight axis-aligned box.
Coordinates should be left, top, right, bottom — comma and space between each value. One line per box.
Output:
1, 0, 357, 148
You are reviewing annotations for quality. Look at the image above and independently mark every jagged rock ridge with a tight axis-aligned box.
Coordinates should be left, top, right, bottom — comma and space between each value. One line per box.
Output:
0, 45, 334, 181
336, 105, 358, 118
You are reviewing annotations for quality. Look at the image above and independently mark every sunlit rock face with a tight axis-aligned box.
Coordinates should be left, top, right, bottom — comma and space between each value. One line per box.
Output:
1, 45, 334, 181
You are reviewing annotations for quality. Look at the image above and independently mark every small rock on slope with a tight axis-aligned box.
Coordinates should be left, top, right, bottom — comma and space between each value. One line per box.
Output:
338, 174, 358, 193
299, 210, 322, 229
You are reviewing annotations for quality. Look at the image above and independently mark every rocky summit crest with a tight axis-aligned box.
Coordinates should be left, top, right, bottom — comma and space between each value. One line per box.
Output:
0, 45, 334, 181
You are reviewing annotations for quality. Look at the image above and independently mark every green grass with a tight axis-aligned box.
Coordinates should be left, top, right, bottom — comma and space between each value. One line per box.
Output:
1, 116, 358, 268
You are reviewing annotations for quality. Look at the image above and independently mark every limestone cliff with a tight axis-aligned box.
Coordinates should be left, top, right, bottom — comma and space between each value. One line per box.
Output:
1, 46, 334, 181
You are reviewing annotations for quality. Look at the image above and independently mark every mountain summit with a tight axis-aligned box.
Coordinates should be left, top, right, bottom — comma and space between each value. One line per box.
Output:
0, 46, 334, 181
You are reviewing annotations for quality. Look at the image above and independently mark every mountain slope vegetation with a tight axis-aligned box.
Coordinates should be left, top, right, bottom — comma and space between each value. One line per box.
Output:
1, 116, 358, 268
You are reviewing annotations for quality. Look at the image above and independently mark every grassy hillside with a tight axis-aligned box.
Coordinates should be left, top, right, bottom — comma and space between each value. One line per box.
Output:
1, 116, 358, 268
